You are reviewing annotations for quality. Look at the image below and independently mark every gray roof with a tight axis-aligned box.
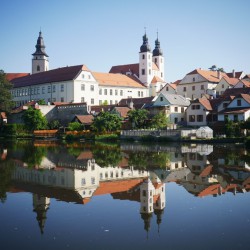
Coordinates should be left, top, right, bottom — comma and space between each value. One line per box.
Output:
161, 93, 190, 106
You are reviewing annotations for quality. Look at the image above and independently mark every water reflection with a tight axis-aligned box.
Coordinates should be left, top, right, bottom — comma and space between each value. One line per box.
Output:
1, 141, 250, 236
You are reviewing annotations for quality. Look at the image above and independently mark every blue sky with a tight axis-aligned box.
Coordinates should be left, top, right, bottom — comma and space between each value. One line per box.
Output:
1, 0, 249, 82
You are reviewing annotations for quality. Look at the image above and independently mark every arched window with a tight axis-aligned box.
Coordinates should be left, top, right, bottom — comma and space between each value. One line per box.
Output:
142, 54, 145, 59
37, 65, 40, 71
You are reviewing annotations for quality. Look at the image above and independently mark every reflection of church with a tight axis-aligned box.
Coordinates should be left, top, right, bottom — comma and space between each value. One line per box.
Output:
7, 143, 250, 235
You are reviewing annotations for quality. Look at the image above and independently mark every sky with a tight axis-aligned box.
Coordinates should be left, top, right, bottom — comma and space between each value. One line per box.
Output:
1, 0, 250, 83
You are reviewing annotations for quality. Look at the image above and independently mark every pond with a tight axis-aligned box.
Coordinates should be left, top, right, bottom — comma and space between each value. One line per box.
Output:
0, 141, 250, 250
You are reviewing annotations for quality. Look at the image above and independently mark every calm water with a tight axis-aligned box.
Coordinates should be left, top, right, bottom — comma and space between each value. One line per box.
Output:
0, 141, 250, 250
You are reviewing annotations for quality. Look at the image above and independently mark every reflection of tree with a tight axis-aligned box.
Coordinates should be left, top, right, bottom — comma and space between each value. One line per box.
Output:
0, 160, 15, 203
128, 151, 170, 169
92, 144, 122, 167
24, 146, 47, 168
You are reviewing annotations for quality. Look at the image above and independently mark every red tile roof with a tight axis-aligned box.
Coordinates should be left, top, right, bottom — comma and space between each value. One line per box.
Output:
6, 73, 30, 81
187, 69, 228, 83
240, 80, 250, 87
223, 77, 239, 86
11, 100, 38, 114
11, 65, 90, 88
109, 63, 139, 77
94, 179, 145, 196
74, 115, 93, 125
199, 165, 213, 177
92, 72, 145, 88
113, 107, 131, 118
151, 76, 165, 83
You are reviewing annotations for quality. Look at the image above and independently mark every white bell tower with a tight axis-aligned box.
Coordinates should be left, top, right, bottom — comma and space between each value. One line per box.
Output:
139, 32, 152, 86
32, 31, 49, 74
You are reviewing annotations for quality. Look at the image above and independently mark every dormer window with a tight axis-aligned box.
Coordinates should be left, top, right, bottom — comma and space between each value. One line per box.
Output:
237, 99, 241, 106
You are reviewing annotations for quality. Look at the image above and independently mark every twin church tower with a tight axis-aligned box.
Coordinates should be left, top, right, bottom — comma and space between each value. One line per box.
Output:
32, 31, 165, 92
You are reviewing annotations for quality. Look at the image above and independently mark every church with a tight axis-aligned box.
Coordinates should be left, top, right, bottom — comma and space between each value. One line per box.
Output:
10, 31, 166, 107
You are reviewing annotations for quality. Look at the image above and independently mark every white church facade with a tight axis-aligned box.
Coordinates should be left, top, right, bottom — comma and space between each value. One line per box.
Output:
10, 31, 166, 107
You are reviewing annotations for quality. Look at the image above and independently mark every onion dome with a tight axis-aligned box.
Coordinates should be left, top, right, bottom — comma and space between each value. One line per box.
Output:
153, 37, 163, 56
32, 31, 49, 57
140, 33, 151, 53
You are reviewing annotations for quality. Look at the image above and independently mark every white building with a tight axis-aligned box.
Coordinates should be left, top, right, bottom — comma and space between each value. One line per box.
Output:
177, 69, 228, 100
215, 77, 239, 97
10, 31, 169, 107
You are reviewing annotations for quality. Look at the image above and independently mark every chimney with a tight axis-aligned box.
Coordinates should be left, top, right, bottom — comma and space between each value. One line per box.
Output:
217, 70, 221, 79
232, 69, 235, 78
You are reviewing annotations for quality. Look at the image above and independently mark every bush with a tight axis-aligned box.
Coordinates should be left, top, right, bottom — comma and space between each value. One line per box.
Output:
68, 122, 84, 131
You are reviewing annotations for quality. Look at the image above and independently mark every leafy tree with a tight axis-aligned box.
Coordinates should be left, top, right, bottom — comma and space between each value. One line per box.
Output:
48, 120, 61, 129
22, 106, 48, 131
150, 111, 170, 129
68, 122, 84, 131
38, 99, 46, 105
127, 109, 149, 129
0, 70, 14, 113
102, 100, 108, 105
91, 111, 122, 133
209, 65, 217, 71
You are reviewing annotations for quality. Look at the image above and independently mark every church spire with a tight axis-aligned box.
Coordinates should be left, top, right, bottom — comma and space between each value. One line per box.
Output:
153, 31, 163, 56
140, 30, 151, 53
32, 31, 49, 57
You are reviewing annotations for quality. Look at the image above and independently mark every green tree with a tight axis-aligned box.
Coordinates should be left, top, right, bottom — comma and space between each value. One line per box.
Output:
0, 70, 14, 113
38, 99, 46, 105
102, 100, 108, 105
22, 106, 48, 131
127, 109, 149, 129
150, 111, 170, 129
91, 111, 122, 133
48, 120, 61, 129
68, 122, 84, 131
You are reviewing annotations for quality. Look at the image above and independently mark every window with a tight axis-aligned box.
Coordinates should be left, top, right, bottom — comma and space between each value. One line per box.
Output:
183, 87, 186, 92
99, 100, 102, 105
142, 54, 145, 59
91, 98, 94, 104
142, 69, 145, 75
61, 97, 64, 102
161, 72, 163, 78
149, 69, 151, 75
160, 97, 163, 102
81, 178, 86, 185
110, 89, 113, 95
141, 91, 143, 97
197, 115, 203, 122
234, 115, 238, 122
115, 89, 118, 95
61, 84, 64, 92
155, 58, 157, 63
99, 89, 102, 95
142, 190, 146, 196
237, 99, 241, 106
138, 91, 141, 97
110, 100, 113, 104
82, 74, 85, 79
81, 84, 85, 91
192, 86, 195, 91
91, 177, 95, 185
174, 107, 178, 112
196, 105, 200, 109
48, 86, 51, 93
90, 85, 94, 91
120, 90, 123, 96
181, 107, 185, 113
104, 89, 107, 95
222, 84, 224, 89
166, 86, 169, 91
81, 97, 85, 102
37, 65, 40, 72
193, 77, 195, 82
37, 87, 40, 94
174, 117, 178, 123
42, 87, 45, 94
189, 115, 195, 122
201, 85, 204, 90
100, 173, 103, 179
52, 85, 56, 92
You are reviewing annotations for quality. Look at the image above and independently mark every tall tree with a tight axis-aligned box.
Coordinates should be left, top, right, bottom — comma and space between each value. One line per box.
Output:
0, 70, 14, 113
150, 111, 170, 129
127, 109, 149, 129
22, 106, 48, 131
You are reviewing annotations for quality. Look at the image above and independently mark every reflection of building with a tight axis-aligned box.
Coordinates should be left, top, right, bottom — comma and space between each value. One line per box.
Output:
33, 194, 50, 234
